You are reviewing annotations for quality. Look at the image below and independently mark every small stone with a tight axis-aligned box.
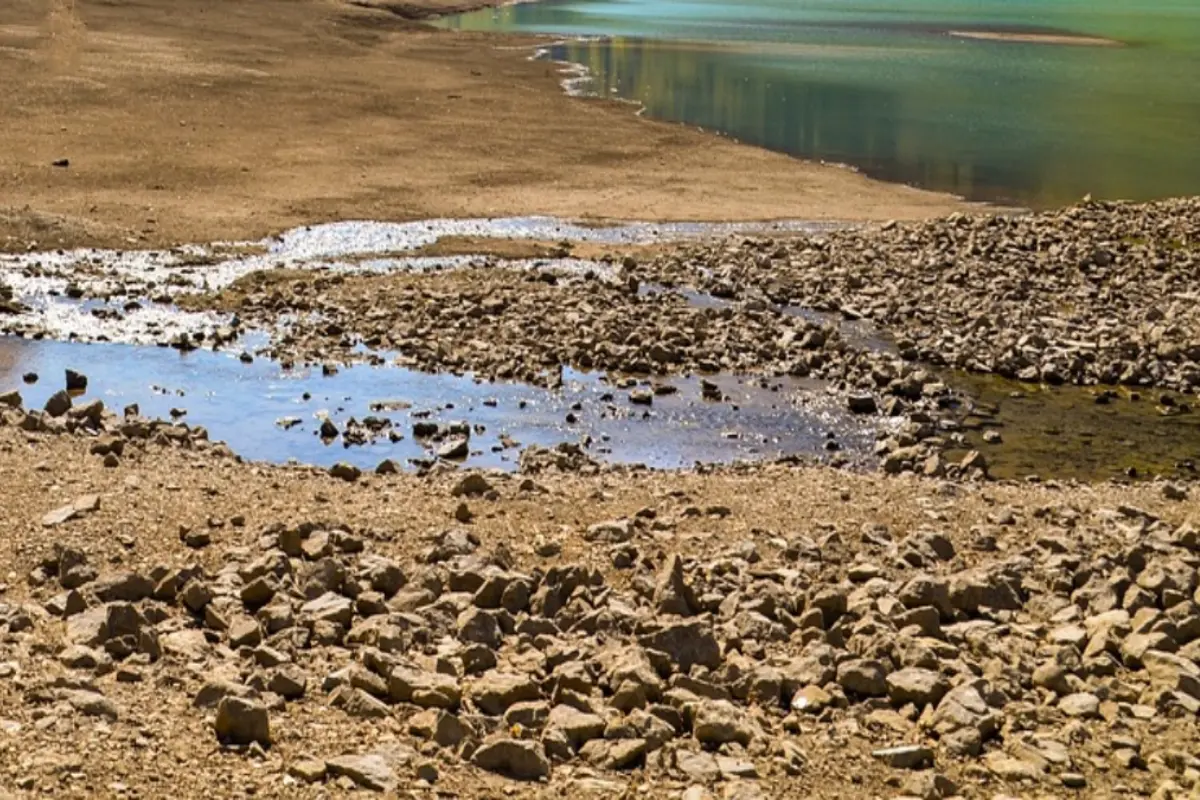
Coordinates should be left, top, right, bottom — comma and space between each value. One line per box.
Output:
326, 754, 397, 792
693, 700, 754, 746
214, 697, 270, 746
1058, 692, 1101, 719
65, 369, 88, 392
269, 667, 308, 700
288, 759, 326, 783
545, 704, 605, 750
886, 667, 948, 707
438, 438, 469, 459
415, 760, 438, 783
64, 689, 118, 720
847, 394, 877, 414
872, 745, 933, 770
472, 738, 550, 780
1061, 773, 1088, 789
44, 390, 72, 417
451, 473, 493, 497
329, 462, 361, 482
790, 684, 833, 713
408, 708, 468, 749
838, 658, 888, 697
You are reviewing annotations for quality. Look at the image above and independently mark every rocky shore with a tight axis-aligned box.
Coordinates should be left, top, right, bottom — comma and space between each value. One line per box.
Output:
1, 394, 1199, 798
131, 197, 1194, 479
646, 198, 1200, 391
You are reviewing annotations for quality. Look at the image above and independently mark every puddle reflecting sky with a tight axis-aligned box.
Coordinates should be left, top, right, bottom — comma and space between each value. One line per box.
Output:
0, 337, 880, 471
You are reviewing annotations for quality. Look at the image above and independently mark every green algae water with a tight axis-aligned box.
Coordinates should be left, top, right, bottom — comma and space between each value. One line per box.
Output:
443, 0, 1200, 208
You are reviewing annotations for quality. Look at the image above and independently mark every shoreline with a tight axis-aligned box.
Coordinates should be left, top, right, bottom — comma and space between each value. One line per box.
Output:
0, 0, 970, 253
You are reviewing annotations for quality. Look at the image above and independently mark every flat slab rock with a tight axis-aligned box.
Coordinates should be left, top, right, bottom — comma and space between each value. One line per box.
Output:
41, 494, 101, 527
325, 754, 398, 792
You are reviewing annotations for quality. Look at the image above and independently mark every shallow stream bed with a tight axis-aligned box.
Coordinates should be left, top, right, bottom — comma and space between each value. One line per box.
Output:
0, 337, 879, 471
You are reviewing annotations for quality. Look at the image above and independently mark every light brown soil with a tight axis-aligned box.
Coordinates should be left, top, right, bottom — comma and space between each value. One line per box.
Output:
1, 421, 1199, 798
0, 0, 970, 252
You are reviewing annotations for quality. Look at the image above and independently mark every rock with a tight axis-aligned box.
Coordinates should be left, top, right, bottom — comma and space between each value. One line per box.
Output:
408, 708, 469, 749
451, 473, 493, 497
229, 617, 262, 649
929, 681, 998, 755
790, 684, 834, 714
268, 666, 308, 700
472, 738, 551, 780
693, 699, 754, 746
42, 505, 79, 528
584, 519, 633, 543
1142, 650, 1200, 699
579, 738, 647, 770
44, 390, 72, 418
63, 690, 118, 720
470, 672, 540, 715
388, 667, 461, 709
985, 752, 1044, 782
886, 667, 948, 707
1061, 773, 1088, 789
65, 369, 87, 392
873, 745, 934, 770
94, 572, 154, 603
194, 679, 255, 709
415, 760, 438, 783
0, 390, 21, 409
638, 620, 722, 673
676, 751, 721, 782
653, 554, 697, 616
457, 607, 502, 648
59, 644, 107, 670
545, 704, 605, 750
329, 462, 361, 482
288, 759, 327, 783
438, 438, 469, 460
214, 697, 270, 746
1163, 484, 1189, 501
161, 629, 209, 662
300, 592, 353, 627
1058, 692, 1101, 718
847, 394, 877, 414
326, 754, 397, 792
837, 658, 888, 697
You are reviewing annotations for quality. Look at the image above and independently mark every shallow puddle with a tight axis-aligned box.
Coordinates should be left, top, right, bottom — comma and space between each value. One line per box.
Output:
0, 337, 880, 471
945, 372, 1200, 482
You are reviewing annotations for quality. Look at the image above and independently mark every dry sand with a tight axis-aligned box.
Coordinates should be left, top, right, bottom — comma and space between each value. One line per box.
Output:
0, 0, 970, 252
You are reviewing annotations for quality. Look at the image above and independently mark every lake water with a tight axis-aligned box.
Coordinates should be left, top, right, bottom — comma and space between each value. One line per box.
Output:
443, 0, 1200, 208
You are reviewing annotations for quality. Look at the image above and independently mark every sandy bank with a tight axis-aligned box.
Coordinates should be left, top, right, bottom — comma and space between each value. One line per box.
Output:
0, 0, 969, 252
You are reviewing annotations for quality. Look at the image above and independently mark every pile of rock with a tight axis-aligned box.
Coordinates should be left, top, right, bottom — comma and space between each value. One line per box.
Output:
650, 198, 1200, 391
0, 388, 233, 464
10, 491, 1199, 795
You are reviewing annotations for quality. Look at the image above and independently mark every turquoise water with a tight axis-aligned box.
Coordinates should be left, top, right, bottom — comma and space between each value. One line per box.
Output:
443, 0, 1200, 207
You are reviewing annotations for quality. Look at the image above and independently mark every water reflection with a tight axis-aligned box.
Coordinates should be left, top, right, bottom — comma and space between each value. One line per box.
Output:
0, 336, 877, 471
445, 0, 1200, 207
